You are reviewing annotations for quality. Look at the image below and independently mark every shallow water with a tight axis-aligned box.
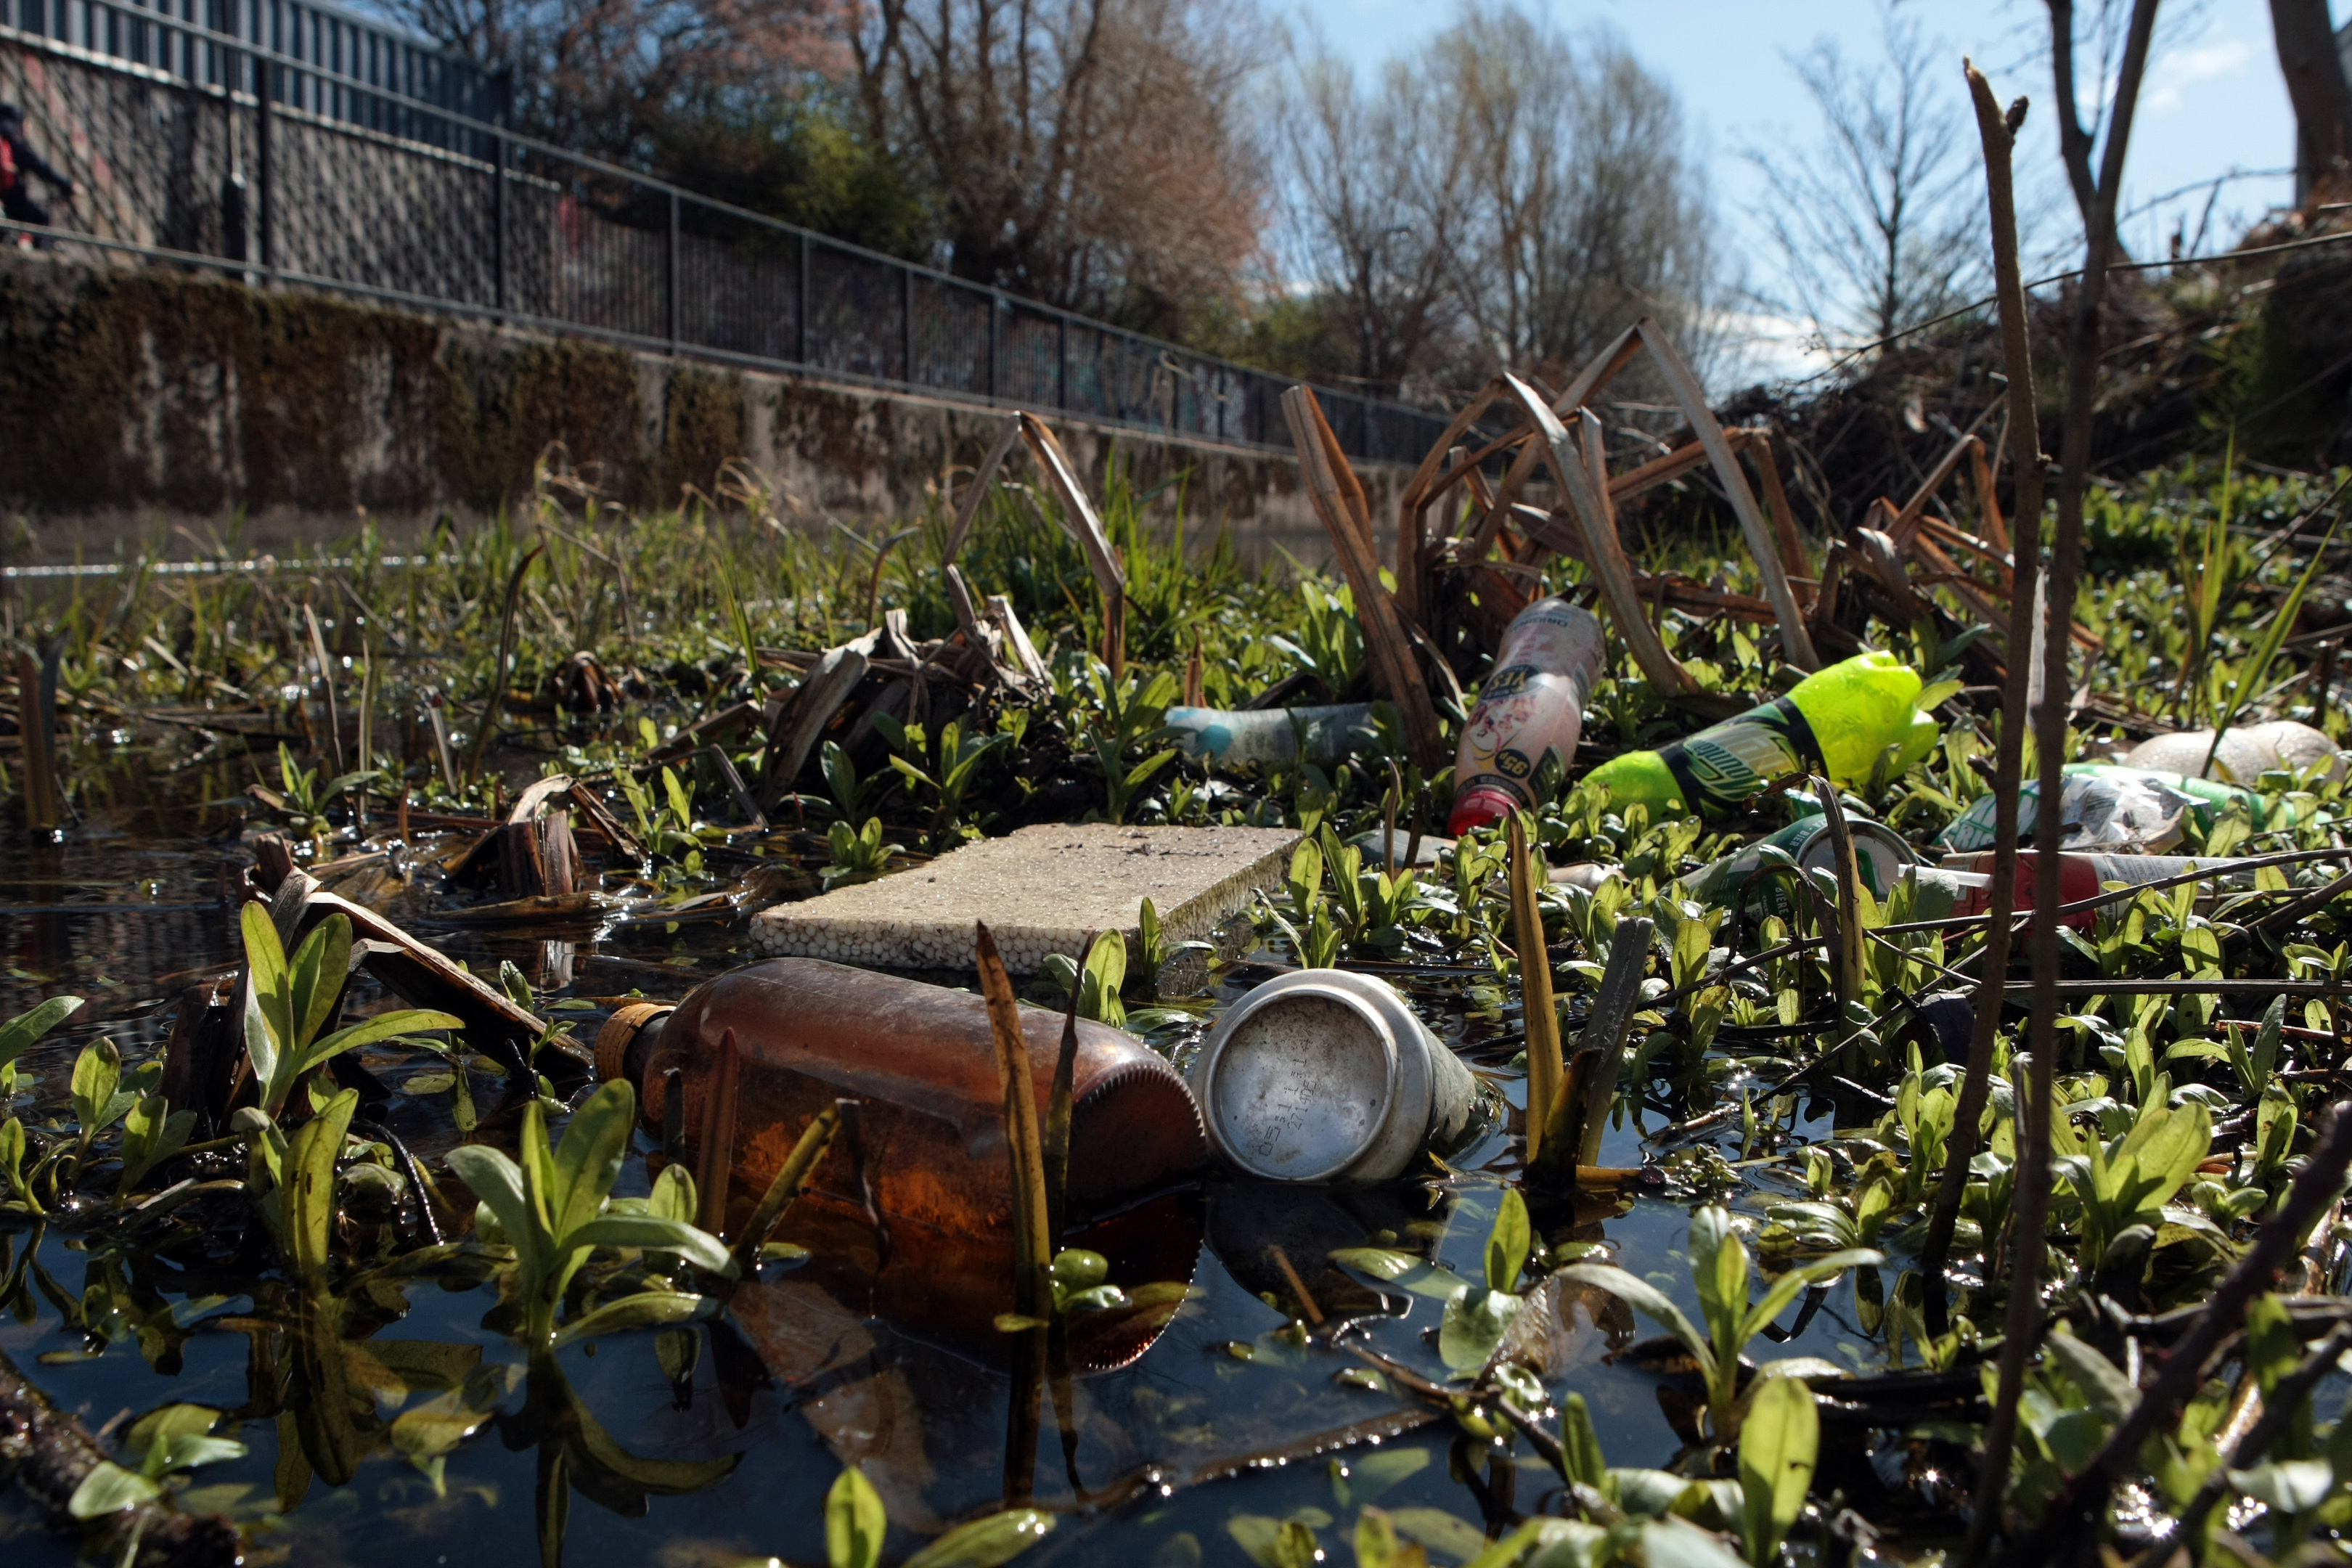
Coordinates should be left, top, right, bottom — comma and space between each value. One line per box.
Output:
0, 743, 1883, 1568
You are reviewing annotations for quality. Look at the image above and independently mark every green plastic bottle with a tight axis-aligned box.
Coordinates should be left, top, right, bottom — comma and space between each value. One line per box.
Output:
1583, 651, 1940, 817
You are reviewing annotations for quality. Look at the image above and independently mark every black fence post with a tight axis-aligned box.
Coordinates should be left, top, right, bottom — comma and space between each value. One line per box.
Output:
796, 236, 810, 366
219, 9, 248, 269
987, 293, 1000, 401
255, 27, 272, 278
1056, 314, 1067, 412
899, 264, 912, 387
666, 189, 680, 353
491, 123, 506, 316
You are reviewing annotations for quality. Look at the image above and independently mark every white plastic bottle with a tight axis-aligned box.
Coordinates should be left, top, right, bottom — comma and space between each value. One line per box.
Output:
1448, 599, 1606, 834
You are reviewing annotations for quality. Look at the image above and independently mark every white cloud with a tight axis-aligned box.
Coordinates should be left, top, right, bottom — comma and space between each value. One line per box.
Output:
1707, 309, 1837, 391
2146, 37, 2255, 114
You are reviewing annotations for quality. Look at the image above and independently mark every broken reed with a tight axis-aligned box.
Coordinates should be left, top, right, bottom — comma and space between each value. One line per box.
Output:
1507, 814, 1564, 1169
976, 920, 1054, 1318
732, 1099, 846, 1271
693, 1027, 741, 1236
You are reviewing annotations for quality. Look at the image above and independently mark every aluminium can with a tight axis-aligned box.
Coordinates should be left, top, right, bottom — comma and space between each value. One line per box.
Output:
1187, 968, 1479, 1183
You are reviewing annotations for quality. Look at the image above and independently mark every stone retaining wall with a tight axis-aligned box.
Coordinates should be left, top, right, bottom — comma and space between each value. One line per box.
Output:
0, 250, 1405, 562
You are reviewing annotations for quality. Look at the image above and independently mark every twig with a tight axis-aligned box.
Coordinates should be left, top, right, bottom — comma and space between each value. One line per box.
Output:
1988, 9, 2160, 1560
1928, 65, 2047, 1347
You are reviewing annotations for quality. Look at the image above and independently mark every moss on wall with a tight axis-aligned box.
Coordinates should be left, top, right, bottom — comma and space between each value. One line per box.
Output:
656, 369, 746, 506
0, 261, 443, 513
435, 337, 648, 510
0, 253, 1363, 541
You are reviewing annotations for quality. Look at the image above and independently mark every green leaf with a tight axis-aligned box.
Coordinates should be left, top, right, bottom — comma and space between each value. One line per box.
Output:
1638, 1516, 1751, 1568
1739, 1376, 1818, 1565
827, 1464, 889, 1568
1614, 1469, 1706, 1519
68, 1460, 162, 1517
126, 1403, 224, 1463
518, 1101, 560, 1241
1915, 679, 1965, 712
1689, 1206, 1747, 1355
566, 1215, 736, 1276
1559, 1393, 1607, 1489
296, 1010, 463, 1081
550, 1080, 637, 1246
1461, 1520, 1601, 1568
1123, 748, 1177, 791
288, 914, 352, 1054
1485, 1188, 1530, 1293
550, 1291, 709, 1350
0, 995, 82, 1069
1345, 1449, 1432, 1508
1387, 1508, 1487, 1563
1288, 839, 1324, 907
1557, 1263, 1712, 1375
2045, 1330, 2139, 1428
1739, 1249, 1884, 1346
0, 1117, 27, 1206
241, 902, 290, 1030
1328, 1248, 1466, 1300
1081, 930, 1127, 1027
70, 1038, 121, 1135
286, 1089, 359, 1276
1354, 1508, 1421, 1568
1229, 1516, 1321, 1568
145, 1433, 248, 1477
118, 1095, 196, 1193
1438, 1286, 1523, 1375
244, 979, 282, 1111
647, 1163, 696, 1225
446, 1144, 539, 1277
2230, 1458, 2337, 1514
901, 1509, 1057, 1568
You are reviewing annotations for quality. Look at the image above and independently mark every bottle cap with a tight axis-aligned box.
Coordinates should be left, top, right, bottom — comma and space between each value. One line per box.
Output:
595, 1002, 672, 1084
1447, 781, 1524, 836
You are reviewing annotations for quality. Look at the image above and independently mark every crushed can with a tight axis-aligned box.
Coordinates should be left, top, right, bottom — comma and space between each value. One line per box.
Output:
1187, 968, 1480, 1183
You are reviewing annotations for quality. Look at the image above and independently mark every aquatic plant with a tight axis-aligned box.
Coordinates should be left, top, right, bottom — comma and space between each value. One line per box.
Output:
446, 1082, 733, 1347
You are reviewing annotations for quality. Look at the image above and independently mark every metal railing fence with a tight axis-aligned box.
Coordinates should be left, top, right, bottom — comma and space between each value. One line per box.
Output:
1, 1, 1453, 465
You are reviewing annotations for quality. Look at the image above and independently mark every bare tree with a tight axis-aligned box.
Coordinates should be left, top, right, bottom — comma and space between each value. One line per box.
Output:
1747, 0, 1984, 352
852, 0, 1266, 332
1432, 7, 1715, 387
1270, 6, 1715, 401
2268, 0, 2352, 200
1270, 41, 1469, 396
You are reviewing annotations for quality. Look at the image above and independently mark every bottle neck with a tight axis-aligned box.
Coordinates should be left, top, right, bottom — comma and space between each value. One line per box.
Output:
1448, 780, 1525, 836
595, 1001, 674, 1087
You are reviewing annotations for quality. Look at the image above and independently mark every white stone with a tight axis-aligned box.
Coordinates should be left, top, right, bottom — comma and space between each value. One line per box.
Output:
752, 822, 1302, 974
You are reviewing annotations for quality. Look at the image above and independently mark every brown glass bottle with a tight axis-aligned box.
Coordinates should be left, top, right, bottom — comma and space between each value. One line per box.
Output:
597, 957, 1207, 1249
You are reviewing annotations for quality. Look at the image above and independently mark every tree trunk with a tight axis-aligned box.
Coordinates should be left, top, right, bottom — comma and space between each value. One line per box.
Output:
2269, 0, 2352, 201
2046, 0, 2104, 237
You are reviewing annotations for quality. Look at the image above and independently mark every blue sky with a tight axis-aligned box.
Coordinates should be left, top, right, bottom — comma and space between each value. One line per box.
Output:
1286, 0, 2303, 381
